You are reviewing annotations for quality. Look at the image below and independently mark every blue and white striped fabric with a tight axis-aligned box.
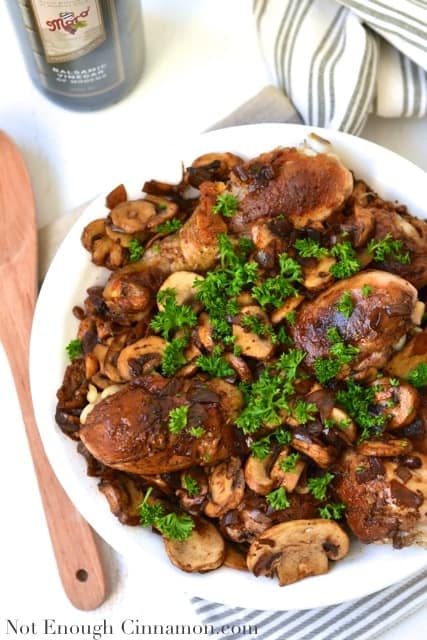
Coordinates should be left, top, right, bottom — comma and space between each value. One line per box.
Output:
253, 0, 427, 133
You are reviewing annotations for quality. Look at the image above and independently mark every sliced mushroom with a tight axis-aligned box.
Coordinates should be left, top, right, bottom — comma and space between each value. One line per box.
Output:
387, 327, 427, 379
325, 407, 357, 445
247, 519, 350, 586
302, 256, 336, 291
196, 312, 215, 351
224, 352, 253, 382
145, 195, 179, 229
270, 294, 304, 324
164, 517, 226, 572
158, 271, 204, 311
370, 377, 419, 430
106, 183, 127, 210
357, 438, 413, 457
232, 305, 275, 359
81, 219, 127, 269
204, 457, 245, 518
98, 474, 144, 525
223, 543, 249, 571
110, 199, 156, 234
117, 336, 166, 380
270, 448, 306, 492
186, 152, 243, 187
291, 430, 337, 468
244, 453, 275, 496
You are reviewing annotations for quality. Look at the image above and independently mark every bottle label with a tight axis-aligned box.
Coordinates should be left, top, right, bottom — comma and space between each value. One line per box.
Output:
30, 0, 106, 63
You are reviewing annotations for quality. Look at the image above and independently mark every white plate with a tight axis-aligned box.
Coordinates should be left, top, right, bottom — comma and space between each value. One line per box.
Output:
30, 123, 427, 611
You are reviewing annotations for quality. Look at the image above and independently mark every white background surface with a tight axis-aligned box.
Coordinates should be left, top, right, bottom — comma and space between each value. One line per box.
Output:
0, 0, 426, 638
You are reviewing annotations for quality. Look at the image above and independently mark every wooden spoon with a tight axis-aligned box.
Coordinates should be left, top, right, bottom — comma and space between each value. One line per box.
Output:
0, 131, 108, 610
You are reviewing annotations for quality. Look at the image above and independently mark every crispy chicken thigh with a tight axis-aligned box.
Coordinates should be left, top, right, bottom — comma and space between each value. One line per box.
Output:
228, 147, 353, 233
333, 451, 427, 548
291, 270, 421, 379
80, 376, 244, 474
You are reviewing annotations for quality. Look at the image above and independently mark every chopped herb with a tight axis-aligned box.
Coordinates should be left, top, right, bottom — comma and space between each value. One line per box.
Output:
337, 291, 355, 318
389, 378, 400, 387
307, 472, 334, 501
161, 336, 188, 377
279, 452, 300, 472
151, 289, 197, 340
355, 465, 365, 472
212, 192, 239, 217
139, 488, 196, 541
313, 358, 341, 384
155, 218, 183, 234
276, 349, 307, 382
241, 314, 269, 336
292, 400, 317, 424
152, 244, 161, 254
183, 476, 200, 497
236, 368, 288, 434
367, 233, 411, 265
318, 502, 346, 520
66, 339, 83, 361
336, 379, 387, 441
168, 405, 189, 434
406, 362, 427, 388
293, 238, 329, 259
329, 340, 360, 365
128, 237, 144, 262
266, 486, 290, 510
250, 435, 272, 460
138, 488, 165, 527
329, 241, 361, 279
252, 253, 302, 309
285, 310, 297, 326
361, 284, 373, 297
188, 426, 205, 439
196, 345, 234, 378
274, 427, 293, 446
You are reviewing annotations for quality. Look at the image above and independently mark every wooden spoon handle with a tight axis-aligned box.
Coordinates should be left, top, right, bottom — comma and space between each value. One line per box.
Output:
0, 131, 108, 610
3, 262, 108, 611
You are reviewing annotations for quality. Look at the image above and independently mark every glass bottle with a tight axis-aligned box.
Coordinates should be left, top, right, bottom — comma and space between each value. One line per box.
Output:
8, 0, 145, 111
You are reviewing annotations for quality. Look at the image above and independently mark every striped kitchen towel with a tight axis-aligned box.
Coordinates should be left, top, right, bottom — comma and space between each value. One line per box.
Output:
192, 566, 427, 640
254, 0, 427, 134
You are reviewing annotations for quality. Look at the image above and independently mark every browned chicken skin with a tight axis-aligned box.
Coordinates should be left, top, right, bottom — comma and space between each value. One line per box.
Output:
228, 147, 353, 233
80, 376, 244, 474
291, 270, 420, 378
333, 451, 427, 548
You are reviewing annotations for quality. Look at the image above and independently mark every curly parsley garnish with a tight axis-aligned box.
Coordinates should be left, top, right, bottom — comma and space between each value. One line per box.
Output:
318, 502, 346, 520
212, 192, 239, 217
367, 233, 411, 264
252, 253, 302, 309
128, 237, 144, 262
337, 291, 355, 318
336, 379, 387, 441
250, 427, 293, 460
161, 336, 188, 377
66, 339, 83, 361
313, 328, 359, 384
139, 488, 195, 542
293, 238, 329, 259
329, 241, 361, 279
168, 405, 189, 434
279, 452, 301, 472
196, 345, 234, 378
406, 362, 427, 388
151, 289, 197, 340
183, 476, 200, 497
155, 218, 183, 234
307, 472, 334, 501
266, 486, 290, 510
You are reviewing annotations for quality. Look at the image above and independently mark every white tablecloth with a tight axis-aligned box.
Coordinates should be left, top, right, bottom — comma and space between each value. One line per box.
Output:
0, 1, 426, 637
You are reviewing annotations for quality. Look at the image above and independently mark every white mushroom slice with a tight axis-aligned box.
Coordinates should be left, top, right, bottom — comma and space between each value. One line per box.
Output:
244, 453, 275, 496
224, 353, 252, 382
224, 544, 249, 571
357, 438, 413, 457
158, 271, 204, 311
270, 294, 304, 324
117, 336, 166, 380
204, 457, 245, 517
291, 435, 336, 469
302, 256, 336, 291
164, 518, 226, 573
247, 519, 350, 586
270, 449, 306, 492
328, 407, 357, 444
110, 199, 156, 234
233, 305, 275, 359
197, 312, 215, 351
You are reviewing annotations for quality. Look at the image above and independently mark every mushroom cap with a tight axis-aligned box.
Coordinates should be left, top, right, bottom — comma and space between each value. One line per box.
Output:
247, 519, 350, 586
164, 517, 226, 572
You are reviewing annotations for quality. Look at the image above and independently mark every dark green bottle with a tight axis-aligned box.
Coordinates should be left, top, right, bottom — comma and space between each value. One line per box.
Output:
9, 1, 144, 111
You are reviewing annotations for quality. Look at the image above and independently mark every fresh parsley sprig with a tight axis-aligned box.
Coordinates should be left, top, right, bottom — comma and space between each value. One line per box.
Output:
66, 339, 83, 361
293, 238, 329, 259
266, 486, 290, 510
307, 472, 334, 501
329, 241, 361, 279
252, 253, 302, 309
367, 233, 410, 265
139, 488, 195, 542
212, 192, 239, 217
151, 289, 197, 340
